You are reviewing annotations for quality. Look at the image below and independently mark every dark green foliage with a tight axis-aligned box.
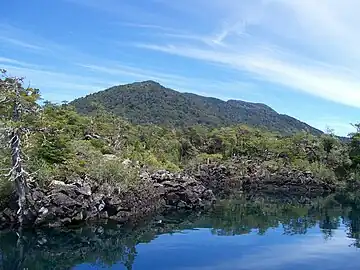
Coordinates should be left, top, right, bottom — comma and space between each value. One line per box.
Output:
71, 80, 323, 136
3, 97, 347, 187
29, 102, 90, 165
349, 125, 360, 169
2, 71, 360, 198
1, 98, 354, 188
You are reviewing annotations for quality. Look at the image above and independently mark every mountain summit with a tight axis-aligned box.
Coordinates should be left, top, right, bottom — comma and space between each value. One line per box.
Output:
71, 81, 322, 135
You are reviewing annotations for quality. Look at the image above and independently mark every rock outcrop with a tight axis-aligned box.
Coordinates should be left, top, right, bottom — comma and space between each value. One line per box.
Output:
143, 170, 216, 210
0, 171, 215, 229
0, 160, 339, 229
191, 164, 241, 197
242, 168, 337, 196
190, 162, 337, 198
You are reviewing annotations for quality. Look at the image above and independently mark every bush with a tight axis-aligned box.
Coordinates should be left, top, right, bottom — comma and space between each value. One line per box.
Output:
196, 153, 224, 164
28, 158, 61, 186
292, 158, 312, 171
89, 138, 114, 155
309, 163, 337, 183
262, 159, 284, 173
292, 159, 337, 183
86, 158, 140, 189
163, 160, 181, 172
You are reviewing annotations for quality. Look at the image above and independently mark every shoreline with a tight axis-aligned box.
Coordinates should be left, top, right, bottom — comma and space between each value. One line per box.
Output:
0, 162, 340, 229
1, 193, 356, 269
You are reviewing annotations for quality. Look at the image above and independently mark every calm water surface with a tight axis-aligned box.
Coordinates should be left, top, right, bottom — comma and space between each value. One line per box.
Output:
1, 195, 360, 270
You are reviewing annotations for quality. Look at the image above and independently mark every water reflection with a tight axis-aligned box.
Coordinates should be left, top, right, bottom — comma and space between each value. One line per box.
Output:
1, 194, 360, 269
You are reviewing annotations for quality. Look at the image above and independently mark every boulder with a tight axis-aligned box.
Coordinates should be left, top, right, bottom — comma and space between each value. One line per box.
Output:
0, 168, 216, 228
242, 166, 337, 197
191, 164, 241, 196
145, 171, 216, 210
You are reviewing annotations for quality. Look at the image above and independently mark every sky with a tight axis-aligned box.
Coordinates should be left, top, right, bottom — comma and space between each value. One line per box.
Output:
75, 224, 360, 270
1, 0, 360, 136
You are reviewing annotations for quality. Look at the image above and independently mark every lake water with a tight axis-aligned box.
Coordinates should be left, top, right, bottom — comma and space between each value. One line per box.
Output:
2, 195, 360, 270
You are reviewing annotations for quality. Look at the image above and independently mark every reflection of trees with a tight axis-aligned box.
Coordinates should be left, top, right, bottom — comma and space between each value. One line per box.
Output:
334, 192, 360, 248
0, 224, 144, 270
206, 195, 360, 248
319, 214, 341, 241
2, 194, 360, 269
209, 201, 281, 236
282, 217, 316, 235
342, 207, 360, 248
208, 199, 321, 237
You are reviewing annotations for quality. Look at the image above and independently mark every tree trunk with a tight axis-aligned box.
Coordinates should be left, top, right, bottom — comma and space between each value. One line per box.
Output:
10, 82, 28, 227
10, 128, 27, 226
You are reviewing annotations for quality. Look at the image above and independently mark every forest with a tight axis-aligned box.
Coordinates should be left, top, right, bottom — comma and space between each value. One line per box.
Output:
1, 70, 360, 220
71, 80, 322, 135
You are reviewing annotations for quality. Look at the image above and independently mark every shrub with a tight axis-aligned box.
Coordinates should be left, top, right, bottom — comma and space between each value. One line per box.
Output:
28, 158, 61, 186
196, 153, 224, 164
292, 158, 312, 171
262, 159, 284, 173
89, 138, 114, 155
163, 160, 181, 172
309, 163, 337, 183
86, 158, 140, 189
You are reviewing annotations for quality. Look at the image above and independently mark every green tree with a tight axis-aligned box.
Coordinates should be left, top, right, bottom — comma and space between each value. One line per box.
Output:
0, 69, 40, 225
349, 124, 360, 169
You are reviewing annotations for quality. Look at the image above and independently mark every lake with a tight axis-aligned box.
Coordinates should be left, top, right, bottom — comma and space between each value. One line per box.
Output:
1, 195, 360, 270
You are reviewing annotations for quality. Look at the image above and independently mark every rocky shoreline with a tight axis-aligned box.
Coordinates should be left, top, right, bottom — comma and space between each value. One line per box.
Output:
0, 170, 216, 229
0, 163, 338, 229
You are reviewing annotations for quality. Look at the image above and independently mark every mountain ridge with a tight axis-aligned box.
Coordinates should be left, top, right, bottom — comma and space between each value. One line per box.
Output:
71, 80, 323, 136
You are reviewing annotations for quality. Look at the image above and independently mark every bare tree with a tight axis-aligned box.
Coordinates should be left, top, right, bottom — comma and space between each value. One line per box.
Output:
0, 69, 39, 227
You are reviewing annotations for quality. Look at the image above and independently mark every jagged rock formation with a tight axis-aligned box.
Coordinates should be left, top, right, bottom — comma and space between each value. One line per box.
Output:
0, 161, 339, 229
241, 168, 337, 196
0, 170, 215, 229
191, 162, 337, 198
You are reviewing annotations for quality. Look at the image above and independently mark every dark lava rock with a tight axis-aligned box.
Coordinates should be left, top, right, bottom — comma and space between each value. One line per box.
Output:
0, 169, 215, 228
241, 166, 337, 197
191, 164, 241, 196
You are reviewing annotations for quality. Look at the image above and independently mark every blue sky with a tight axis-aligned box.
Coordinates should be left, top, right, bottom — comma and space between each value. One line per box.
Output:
1, 0, 360, 136
75, 225, 360, 270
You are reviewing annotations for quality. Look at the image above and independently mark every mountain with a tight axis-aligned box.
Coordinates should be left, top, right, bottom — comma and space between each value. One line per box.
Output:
71, 80, 323, 135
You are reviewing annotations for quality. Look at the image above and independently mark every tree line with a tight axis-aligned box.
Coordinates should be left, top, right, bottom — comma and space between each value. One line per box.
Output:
2, 70, 360, 219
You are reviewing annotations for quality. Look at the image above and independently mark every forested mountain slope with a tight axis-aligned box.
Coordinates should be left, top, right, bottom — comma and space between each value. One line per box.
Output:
71, 80, 323, 135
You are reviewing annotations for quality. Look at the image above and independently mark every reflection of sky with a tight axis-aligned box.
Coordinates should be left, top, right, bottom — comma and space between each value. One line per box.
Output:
74, 224, 360, 270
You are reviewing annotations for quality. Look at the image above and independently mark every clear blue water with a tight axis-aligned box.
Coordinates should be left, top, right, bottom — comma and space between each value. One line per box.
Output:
2, 196, 360, 270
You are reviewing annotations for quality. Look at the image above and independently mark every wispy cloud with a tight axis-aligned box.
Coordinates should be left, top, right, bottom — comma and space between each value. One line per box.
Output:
78, 62, 258, 101
0, 36, 45, 51
0, 23, 100, 65
0, 59, 114, 102
0, 57, 38, 68
0, 24, 47, 52
2, 0, 359, 135
137, 0, 360, 109
0, 24, 129, 101
0, 21, 252, 103
119, 22, 177, 32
